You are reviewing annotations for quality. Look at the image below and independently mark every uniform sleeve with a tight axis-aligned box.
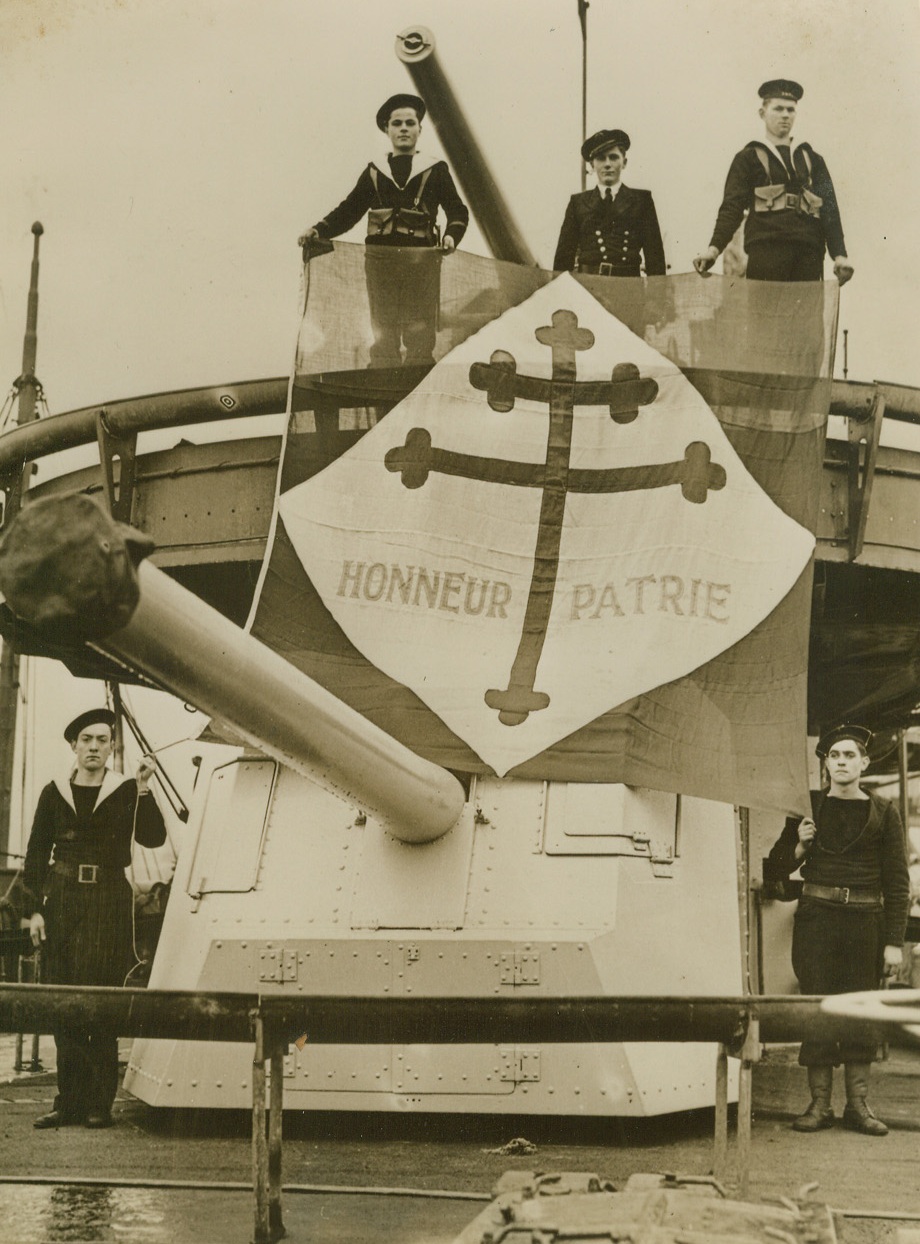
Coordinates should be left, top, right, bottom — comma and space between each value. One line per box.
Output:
134, 783, 167, 850
641, 192, 666, 276
879, 802, 910, 946
313, 168, 376, 239
22, 785, 58, 915
764, 817, 803, 881
708, 150, 753, 254
811, 151, 847, 260
553, 197, 580, 271
434, 164, 469, 246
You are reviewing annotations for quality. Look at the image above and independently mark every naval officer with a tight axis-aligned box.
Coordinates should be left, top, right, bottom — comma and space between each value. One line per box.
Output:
694, 80, 853, 284
298, 93, 468, 367
553, 129, 666, 278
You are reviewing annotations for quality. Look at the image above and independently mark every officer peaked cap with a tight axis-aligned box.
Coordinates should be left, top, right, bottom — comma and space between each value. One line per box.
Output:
64, 708, 116, 744
376, 94, 426, 131
815, 723, 872, 759
581, 129, 630, 162
758, 79, 803, 102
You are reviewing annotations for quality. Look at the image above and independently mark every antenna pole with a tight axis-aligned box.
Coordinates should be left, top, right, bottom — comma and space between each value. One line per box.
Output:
0, 223, 44, 860
578, 1, 589, 191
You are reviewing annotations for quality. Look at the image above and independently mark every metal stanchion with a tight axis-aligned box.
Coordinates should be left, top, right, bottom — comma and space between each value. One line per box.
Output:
713, 1044, 729, 1182
14, 946, 42, 1073
268, 1039, 285, 1240
251, 1011, 270, 1244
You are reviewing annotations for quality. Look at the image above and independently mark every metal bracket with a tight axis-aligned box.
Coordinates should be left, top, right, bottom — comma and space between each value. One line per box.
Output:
95, 408, 138, 523
648, 842, 675, 878
0, 464, 28, 531
845, 386, 885, 561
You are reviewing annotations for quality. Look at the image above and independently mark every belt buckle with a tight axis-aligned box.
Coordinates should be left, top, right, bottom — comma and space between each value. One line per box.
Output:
598, 262, 613, 276
839, 886, 850, 904
786, 193, 800, 210
78, 864, 98, 884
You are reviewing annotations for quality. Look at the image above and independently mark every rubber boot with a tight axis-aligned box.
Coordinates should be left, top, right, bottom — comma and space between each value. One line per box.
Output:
842, 1063, 888, 1135
792, 1065, 835, 1132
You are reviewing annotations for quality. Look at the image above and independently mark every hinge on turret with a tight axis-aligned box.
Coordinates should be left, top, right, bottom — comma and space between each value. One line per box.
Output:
499, 951, 541, 985
499, 1047, 541, 1083
629, 830, 674, 877
259, 945, 299, 983
648, 841, 674, 878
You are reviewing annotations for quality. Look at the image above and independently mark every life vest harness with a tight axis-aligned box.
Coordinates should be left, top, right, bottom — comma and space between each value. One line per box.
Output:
752, 146, 823, 219
366, 165, 438, 244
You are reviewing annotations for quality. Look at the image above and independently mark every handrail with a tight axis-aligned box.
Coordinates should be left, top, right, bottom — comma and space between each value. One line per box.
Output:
0, 983, 903, 1242
0, 374, 914, 478
0, 982, 876, 1047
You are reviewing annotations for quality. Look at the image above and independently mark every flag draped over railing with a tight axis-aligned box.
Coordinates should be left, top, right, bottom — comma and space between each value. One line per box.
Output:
251, 242, 837, 814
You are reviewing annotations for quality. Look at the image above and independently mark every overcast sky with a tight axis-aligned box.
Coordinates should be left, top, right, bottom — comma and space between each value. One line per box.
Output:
1, 0, 918, 416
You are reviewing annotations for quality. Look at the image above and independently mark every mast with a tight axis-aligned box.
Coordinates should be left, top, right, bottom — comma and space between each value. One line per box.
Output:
0, 223, 44, 859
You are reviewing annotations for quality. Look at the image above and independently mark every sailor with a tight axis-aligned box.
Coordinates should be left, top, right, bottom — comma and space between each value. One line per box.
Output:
765, 725, 909, 1136
25, 708, 166, 1129
553, 129, 666, 277
298, 93, 469, 367
694, 80, 853, 283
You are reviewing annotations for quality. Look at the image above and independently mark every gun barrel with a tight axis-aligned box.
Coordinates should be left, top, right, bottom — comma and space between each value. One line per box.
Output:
0, 496, 465, 844
395, 26, 537, 267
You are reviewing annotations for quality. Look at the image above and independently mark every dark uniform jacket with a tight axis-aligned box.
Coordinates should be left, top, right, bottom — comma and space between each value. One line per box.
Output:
766, 789, 909, 947
708, 141, 847, 259
24, 771, 166, 988
23, 771, 166, 913
312, 154, 469, 248
553, 185, 666, 277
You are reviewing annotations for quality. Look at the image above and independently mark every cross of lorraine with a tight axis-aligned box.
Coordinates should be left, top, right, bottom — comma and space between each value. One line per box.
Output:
278, 273, 815, 776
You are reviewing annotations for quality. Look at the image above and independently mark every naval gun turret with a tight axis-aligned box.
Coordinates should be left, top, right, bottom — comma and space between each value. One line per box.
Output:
0, 481, 745, 1117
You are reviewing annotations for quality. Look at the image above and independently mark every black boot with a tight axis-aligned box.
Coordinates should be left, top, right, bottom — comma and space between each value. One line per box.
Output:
843, 1063, 888, 1136
792, 1065, 834, 1132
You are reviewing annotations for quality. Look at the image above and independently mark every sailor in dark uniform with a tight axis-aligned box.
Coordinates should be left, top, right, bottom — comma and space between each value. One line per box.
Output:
26, 709, 166, 1129
765, 725, 909, 1136
553, 129, 666, 277
694, 80, 854, 284
298, 93, 469, 366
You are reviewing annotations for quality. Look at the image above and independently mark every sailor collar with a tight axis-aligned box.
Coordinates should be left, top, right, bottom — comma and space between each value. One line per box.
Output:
53, 768, 132, 813
754, 137, 805, 166
369, 152, 440, 184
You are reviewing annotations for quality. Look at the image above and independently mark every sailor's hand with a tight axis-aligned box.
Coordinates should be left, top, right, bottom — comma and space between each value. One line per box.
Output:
796, 817, 816, 855
883, 944, 903, 972
833, 257, 854, 286
441, 236, 456, 253
693, 246, 719, 277
298, 228, 320, 247
29, 913, 46, 947
136, 754, 156, 790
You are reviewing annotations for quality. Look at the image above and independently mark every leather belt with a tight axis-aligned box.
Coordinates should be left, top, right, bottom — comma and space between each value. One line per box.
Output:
53, 861, 124, 884
802, 882, 882, 907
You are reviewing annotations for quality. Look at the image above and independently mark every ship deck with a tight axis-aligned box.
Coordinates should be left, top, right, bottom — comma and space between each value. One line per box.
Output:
2, 1037, 920, 1242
